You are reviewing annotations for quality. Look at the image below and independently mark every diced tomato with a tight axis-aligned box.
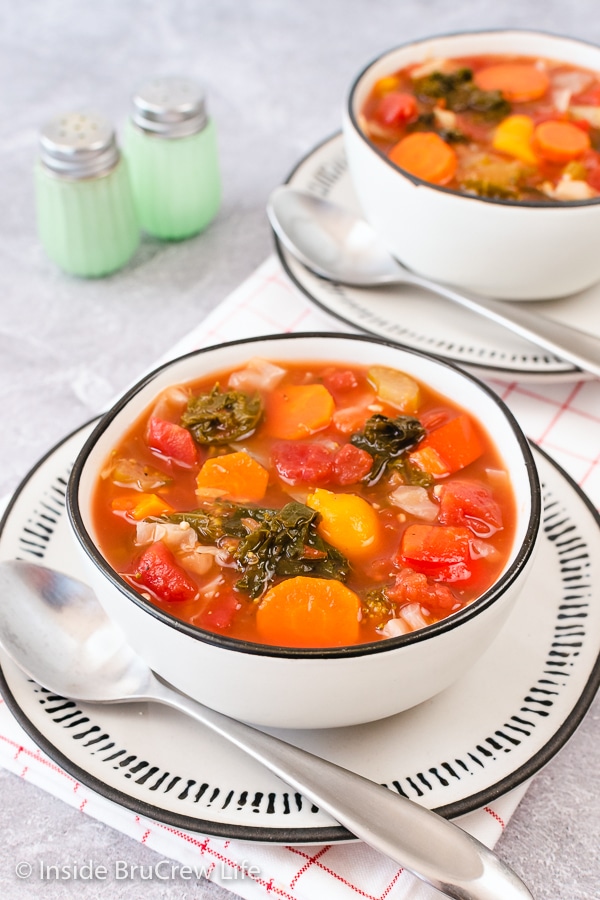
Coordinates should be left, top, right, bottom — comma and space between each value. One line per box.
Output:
387, 567, 458, 615
322, 369, 359, 396
146, 417, 199, 466
410, 414, 484, 477
582, 149, 600, 190
398, 524, 472, 582
271, 441, 333, 484
572, 84, 600, 106
195, 591, 239, 629
570, 117, 592, 133
437, 480, 503, 535
133, 541, 198, 603
332, 443, 373, 485
374, 92, 418, 127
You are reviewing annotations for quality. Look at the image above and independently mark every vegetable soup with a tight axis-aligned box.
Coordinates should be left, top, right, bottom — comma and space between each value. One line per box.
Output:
93, 358, 516, 648
359, 53, 600, 201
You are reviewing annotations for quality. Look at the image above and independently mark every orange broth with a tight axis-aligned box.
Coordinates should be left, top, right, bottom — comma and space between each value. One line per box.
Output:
92, 358, 517, 648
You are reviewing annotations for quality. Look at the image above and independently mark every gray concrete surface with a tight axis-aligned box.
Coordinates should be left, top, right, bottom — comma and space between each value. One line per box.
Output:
1, 2, 599, 898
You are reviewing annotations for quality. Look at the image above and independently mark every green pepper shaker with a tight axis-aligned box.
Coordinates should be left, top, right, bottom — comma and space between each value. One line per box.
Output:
124, 76, 221, 240
35, 112, 140, 277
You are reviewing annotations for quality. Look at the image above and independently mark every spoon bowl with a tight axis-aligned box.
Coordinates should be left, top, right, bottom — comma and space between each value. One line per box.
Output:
0, 559, 533, 900
267, 186, 600, 379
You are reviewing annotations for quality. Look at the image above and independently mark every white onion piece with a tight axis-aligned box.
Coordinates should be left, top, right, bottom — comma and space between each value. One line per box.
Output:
410, 58, 453, 79
388, 485, 439, 521
399, 602, 430, 631
228, 357, 286, 392
381, 617, 411, 638
150, 386, 190, 421
178, 550, 214, 576
542, 175, 597, 201
553, 70, 593, 94
135, 520, 198, 551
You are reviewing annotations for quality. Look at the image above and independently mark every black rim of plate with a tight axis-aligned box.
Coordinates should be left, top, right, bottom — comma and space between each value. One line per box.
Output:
273, 131, 581, 379
0, 420, 599, 842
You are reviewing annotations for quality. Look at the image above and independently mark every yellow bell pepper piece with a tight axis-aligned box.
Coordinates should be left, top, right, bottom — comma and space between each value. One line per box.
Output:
373, 75, 401, 95
492, 115, 538, 165
307, 488, 382, 559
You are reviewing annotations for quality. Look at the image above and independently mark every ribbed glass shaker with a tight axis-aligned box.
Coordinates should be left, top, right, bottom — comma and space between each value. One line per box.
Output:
124, 76, 221, 240
34, 112, 139, 277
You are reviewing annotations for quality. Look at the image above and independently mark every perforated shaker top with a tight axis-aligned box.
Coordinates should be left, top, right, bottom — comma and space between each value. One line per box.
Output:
39, 112, 120, 178
131, 76, 208, 137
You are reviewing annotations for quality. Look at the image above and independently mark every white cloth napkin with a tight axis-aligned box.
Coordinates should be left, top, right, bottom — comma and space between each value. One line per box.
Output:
1, 255, 598, 899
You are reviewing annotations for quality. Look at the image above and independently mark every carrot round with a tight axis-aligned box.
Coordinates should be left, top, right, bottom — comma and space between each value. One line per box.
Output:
256, 576, 361, 647
388, 132, 457, 185
196, 450, 269, 502
266, 384, 335, 439
474, 64, 549, 102
533, 120, 591, 163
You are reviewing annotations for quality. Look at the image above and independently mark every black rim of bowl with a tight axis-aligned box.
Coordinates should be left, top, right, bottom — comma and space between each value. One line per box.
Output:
67, 331, 541, 660
347, 27, 600, 209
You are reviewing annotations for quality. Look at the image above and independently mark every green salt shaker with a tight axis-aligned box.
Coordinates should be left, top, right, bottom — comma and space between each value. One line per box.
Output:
35, 112, 139, 277
124, 76, 221, 240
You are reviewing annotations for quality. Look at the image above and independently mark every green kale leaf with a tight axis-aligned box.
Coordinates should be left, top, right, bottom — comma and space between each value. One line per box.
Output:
413, 68, 511, 122
350, 414, 427, 485
180, 384, 263, 444
157, 500, 350, 599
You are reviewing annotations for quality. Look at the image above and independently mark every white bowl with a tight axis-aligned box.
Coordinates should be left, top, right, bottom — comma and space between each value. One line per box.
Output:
68, 334, 540, 729
343, 30, 600, 300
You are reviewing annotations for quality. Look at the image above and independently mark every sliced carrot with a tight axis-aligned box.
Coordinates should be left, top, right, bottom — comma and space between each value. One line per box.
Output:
533, 120, 591, 163
112, 492, 174, 520
407, 445, 450, 478
474, 64, 549, 102
410, 414, 483, 477
306, 487, 382, 559
196, 451, 269, 502
265, 384, 335, 440
256, 576, 361, 647
388, 132, 457, 185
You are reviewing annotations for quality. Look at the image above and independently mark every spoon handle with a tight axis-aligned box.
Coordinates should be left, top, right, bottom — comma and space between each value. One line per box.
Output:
405, 272, 600, 379
150, 678, 532, 900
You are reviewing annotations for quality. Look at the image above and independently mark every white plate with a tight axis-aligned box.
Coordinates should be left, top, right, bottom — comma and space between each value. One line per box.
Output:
277, 133, 600, 381
0, 423, 599, 842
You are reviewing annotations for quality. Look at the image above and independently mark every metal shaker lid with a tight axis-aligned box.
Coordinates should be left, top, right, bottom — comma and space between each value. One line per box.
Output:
39, 112, 120, 179
131, 76, 208, 138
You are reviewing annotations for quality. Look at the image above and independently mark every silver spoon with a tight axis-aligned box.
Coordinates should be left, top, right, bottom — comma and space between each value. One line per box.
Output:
267, 186, 600, 379
0, 560, 532, 900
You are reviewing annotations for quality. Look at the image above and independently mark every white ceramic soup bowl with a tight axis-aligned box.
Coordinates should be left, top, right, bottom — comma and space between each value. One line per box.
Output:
343, 30, 600, 300
68, 333, 540, 729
